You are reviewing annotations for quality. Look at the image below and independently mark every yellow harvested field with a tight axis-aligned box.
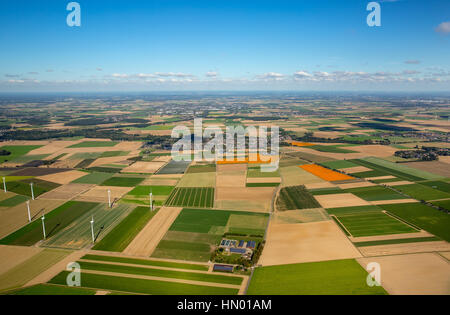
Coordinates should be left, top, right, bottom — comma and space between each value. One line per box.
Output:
370, 199, 417, 205
260, 221, 361, 266
75, 186, 133, 203
124, 207, 182, 257
37, 170, 88, 185
177, 172, 215, 187
38, 183, 94, 200
88, 156, 133, 168
385, 181, 415, 186
440, 252, 450, 260
366, 175, 396, 181
0, 199, 65, 239
216, 164, 247, 188
439, 156, 450, 164
141, 177, 179, 186
340, 166, 372, 174
304, 182, 336, 190
122, 161, 166, 174
358, 241, 450, 257
350, 231, 434, 243
216, 187, 274, 212
272, 208, 330, 224
337, 181, 376, 189
357, 253, 450, 295
0, 245, 42, 276
246, 177, 281, 184
280, 166, 326, 187
216, 186, 274, 200
349, 145, 398, 157
27, 141, 78, 155
152, 155, 172, 162
314, 193, 370, 208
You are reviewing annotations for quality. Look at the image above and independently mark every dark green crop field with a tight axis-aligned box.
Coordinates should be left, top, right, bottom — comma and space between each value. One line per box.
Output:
0, 201, 98, 246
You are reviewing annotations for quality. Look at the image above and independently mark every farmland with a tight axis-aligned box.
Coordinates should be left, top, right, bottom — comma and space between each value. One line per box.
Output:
165, 187, 214, 208
299, 164, 354, 182
153, 208, 268, 262
247, 259, 387, 295
0, 91, 449, 296
334, 211, 417, 237
0, 201, 98, 246
276, 185, 321, 211
93, 206, 159, 252
0, 145, 42, 163
379, 203, 450, 242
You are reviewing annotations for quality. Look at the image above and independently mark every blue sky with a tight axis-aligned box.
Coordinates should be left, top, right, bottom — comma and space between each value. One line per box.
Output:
0, 0, 449, 92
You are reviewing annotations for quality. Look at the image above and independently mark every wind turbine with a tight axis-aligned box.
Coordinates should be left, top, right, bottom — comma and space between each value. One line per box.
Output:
26, 200, 31, 222
30, 182, 35, 200
41, 213, 46, 240
107, 189, 111, 208
150, 189, 153, 211
90, 216, 95, 243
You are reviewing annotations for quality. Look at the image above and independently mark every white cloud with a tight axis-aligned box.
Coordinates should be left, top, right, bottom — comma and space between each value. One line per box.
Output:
404, 60, 421, 65
435, 22, 450, 34
293, 71, 312, 79
206, 71, 219, 78
256, 72, 285, 80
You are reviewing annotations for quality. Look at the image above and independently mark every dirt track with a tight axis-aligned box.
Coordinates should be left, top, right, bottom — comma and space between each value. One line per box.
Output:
123, 207, 182, 257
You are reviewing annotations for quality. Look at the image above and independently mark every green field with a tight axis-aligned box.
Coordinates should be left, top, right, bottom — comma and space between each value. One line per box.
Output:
68, 141, 118, 148
157, 160, 191, 174
100, 151, 130, 158
42, 204, 134, 249
320, 160, 358, 169
277, 185, 321, 211
246, 182, 280, 187
344, 186, 407, 201
6, 179, 60, 198
353, 236, 441, 247
77, 260, 243, 285
72, 172, 113, 184
0, 249, 70, 292
247, 167, 280, 178
0, 195, 27, 207
0, 145, 42, 163
310, 145, 357, 154
93, 206, 158, 252
419, 180, 450, 193
247, 259, 387, 295
335, 211, 417, 237
325, 205, 384, 216
8, 284, 97, 295
165, 187, 214, 208
393, 184, 450, 201
350, 157, 442, 181
49, 271, 238, 295
100, 176, 145, 187
379, 202, 450, 242
431, 199, 450, 211
81, 254, 209, 271
127, 185, 173, 196
153, 208, 268, 262
186, 164, 216, 174
0, 201, 98, 246
309, 187, 343, 195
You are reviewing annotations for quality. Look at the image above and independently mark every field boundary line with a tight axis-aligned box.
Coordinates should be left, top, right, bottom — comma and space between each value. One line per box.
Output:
382, 210, 421, 231
78, 259, 245, 278
87, 249, 210, 266
79, 269, 242, 289
330, 215, 353, 237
